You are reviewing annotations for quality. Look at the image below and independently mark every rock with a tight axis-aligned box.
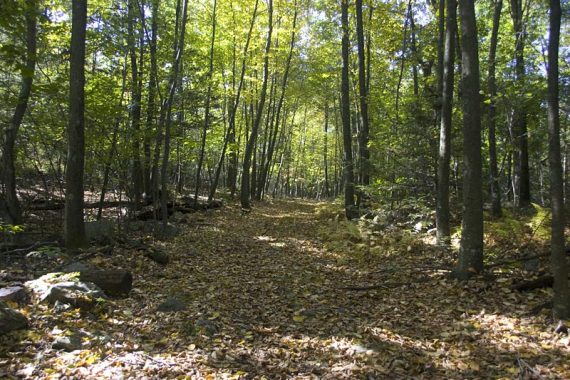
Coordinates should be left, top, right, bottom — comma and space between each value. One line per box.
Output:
25, 273, 106, 311
52, 332, 83, 351
62, 262, 91, 273
157, 297, 187, 312
61, 265, 133, 297
85, 220, 115, 243
44, 282, 105, 311
146, 247, 170, 265
0, 301, 28, 335
0, 286, 27, 303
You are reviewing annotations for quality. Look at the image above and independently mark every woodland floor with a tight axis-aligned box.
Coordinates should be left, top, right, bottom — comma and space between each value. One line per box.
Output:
1, 199, 570, 379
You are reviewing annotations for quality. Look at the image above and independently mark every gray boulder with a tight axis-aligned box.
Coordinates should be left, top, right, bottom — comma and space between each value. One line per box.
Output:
0, 286, 28, 303
52, 332, 83, 351
25, 273, 106, 311
0, 301, 28, 335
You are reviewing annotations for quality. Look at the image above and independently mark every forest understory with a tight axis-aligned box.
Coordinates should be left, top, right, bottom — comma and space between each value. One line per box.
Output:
1, 199, 569, 379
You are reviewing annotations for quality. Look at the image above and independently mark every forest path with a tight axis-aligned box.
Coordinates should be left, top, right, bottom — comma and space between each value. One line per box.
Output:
117, 199, 567, 378
5, 200, 569, 378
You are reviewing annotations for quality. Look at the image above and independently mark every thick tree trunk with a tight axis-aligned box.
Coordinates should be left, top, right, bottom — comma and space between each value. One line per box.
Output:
547, 0, 570, 319
436, 0, 456, 244
1, 0, 37, 225
240, 0, 273, 209
341, 0, 355, 217
456, 0, 483, 279
65, 0, 88, 249
488, 0, 503, 217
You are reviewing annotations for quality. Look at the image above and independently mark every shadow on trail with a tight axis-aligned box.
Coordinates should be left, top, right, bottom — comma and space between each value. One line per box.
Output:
122, 199, 567, 379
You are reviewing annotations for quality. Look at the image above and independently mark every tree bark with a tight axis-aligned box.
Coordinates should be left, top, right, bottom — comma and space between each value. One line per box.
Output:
436, 0, 456, 244
1, 0, 37, 225
341, 0, 355, 217
128, 0, 143, 210
510, 0, 530, 207
547, 0, 570, 319
355, 0, 370, 187
143, 0, 159, 197
160, 0, 189, 227
240, 0, 273, 209
194, 0, 217, 204
65, 0, 88, 249
456, 0, 483, 279
487, 0, 503, 217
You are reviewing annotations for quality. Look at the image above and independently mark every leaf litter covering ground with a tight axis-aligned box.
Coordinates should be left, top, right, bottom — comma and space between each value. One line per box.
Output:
1, 199, 570, 379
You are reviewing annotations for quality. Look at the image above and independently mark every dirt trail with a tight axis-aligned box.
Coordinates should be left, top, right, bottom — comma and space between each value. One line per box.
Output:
2, 200, 569, 379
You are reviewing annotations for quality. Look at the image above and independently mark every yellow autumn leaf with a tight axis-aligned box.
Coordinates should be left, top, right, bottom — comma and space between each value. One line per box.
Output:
293, 314, 305, 322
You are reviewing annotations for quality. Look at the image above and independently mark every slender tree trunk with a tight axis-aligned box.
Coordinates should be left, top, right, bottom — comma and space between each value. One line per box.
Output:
355, 0, 370, 188
488, 0, 503, 217
159, 0, 189, 226
341, 0, 355, 218
211, 0, 258, 200
510, 0, 530, 206
436, 0, 456, 244
65, 0, 88, 249
456, 0, 483, 279
194, 0, 217, 205
1, 0, 37, 225
547, 0, 570, 319
98, 58, 128, 220
408, 1, 419, 98
324, 102, 330, 197
128, 0, 143, 210
257, 1, 297, 200
240, 0, 273, 209
143, 0, 159, 197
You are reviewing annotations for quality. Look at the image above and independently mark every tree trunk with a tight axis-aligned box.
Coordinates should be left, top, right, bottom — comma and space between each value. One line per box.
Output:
355, 0, 370, 188
1, 0, 37, 225
211, 0, 258, 200
341, 0, 355, 217
128, 0, 143, 210
98, 58, 128, 220
323, 102, 330, 197
487, 0, 503, 217
257, 1, 297, 200
510, 0, 530, 207
456, 0, 483, 279
65, 0, 88, 249
436, 0, 456, 244
160, 0, 189, 227
547, 0, 570, 319
194, 0, 217, 204
143, 0, 159, 197
240, 0, 273, 209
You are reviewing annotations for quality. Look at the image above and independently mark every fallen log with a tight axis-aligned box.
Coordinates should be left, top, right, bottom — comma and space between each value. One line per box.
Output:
62, 268, 132, 296
511, 275, 554, 292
